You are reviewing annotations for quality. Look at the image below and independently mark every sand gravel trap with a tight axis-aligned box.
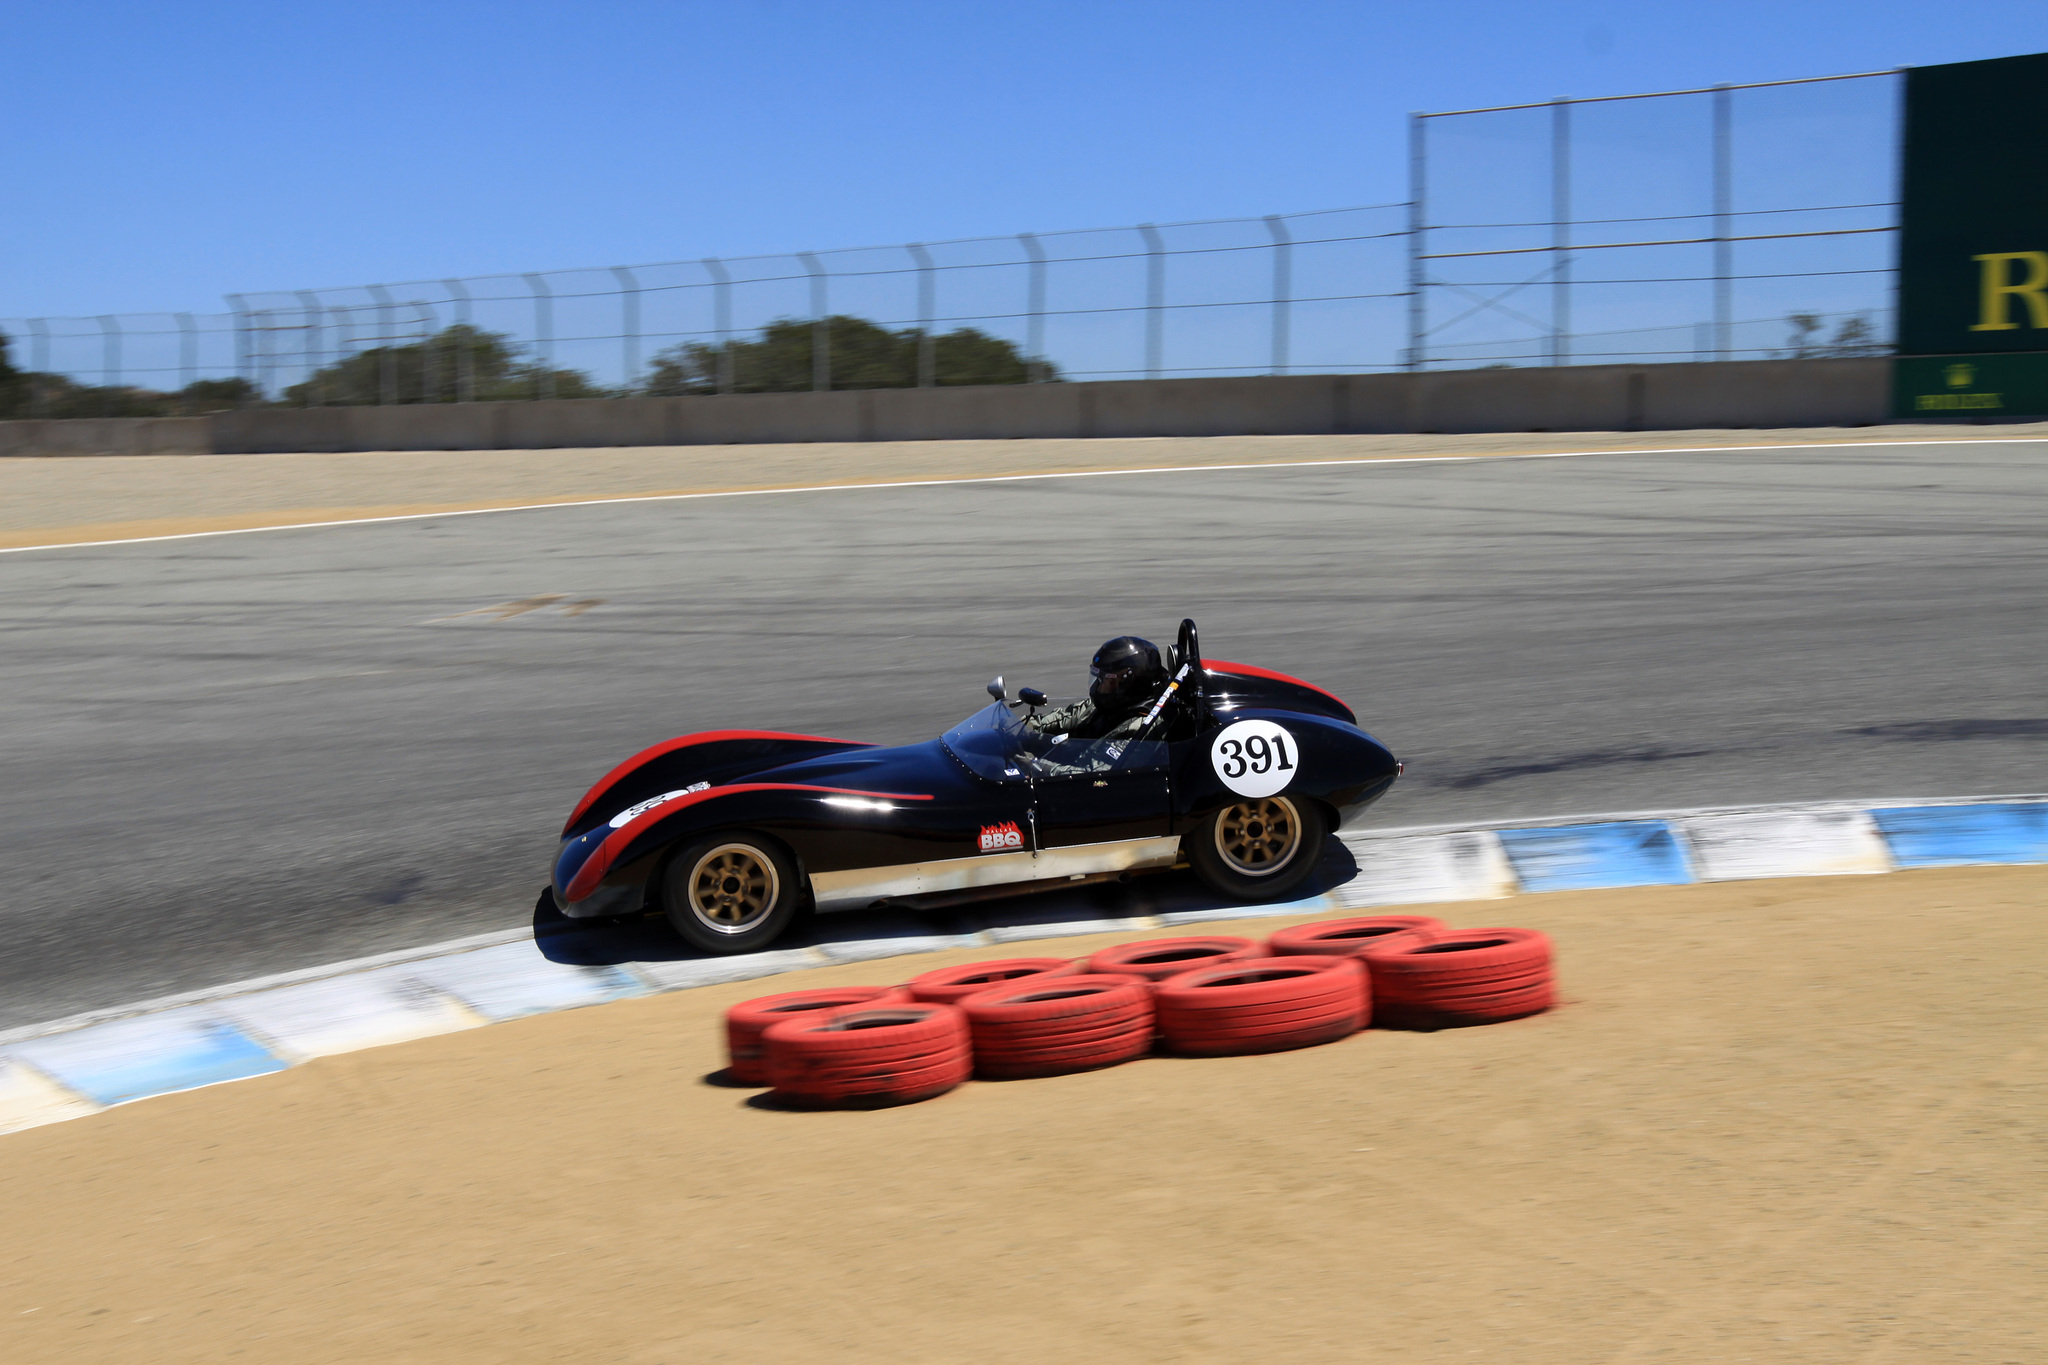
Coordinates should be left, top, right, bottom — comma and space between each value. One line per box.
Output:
2, 865, 2043, 1364
6, 422, 2046, 549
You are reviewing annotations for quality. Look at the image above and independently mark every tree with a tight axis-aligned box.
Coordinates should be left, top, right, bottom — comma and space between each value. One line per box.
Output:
644, 315, 1054, 394
176, 378, 261, 412
281, 324, 607, 405
0, 343, 262, 418
35, 382, 173, 418
1783, 311, 1887, 359
0, 332, 25, 418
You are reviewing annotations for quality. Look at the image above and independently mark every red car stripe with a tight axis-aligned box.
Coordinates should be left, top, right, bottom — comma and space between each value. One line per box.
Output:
1205, 659, 1351, 713
563, 783, 933, 903
563, 729, 873, 830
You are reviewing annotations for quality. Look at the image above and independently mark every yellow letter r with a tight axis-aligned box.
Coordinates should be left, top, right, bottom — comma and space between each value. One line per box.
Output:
1971, 251, 2048, 330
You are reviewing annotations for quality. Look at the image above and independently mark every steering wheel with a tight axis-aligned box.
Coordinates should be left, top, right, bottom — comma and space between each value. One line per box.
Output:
1013, 727, 1057, 757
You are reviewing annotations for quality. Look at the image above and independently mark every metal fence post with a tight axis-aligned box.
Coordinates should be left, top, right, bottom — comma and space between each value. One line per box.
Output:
524, 274, 554, 400
1264, 214, 1293, 375
703, 258, 734, 393
332, 303, 355, 392
907, 243, 936, 387
293, 292, 321, 403
1888, 67, 1908, 351
368, 283, 397, 404
1407, 114, 1426, 371
1138, 223, 1165, 379
610, 265, 641, 389
414, 301, 437, 404
1551, 96, 1572, 367
175, 312, 198, 396
1018, 233, 1047, 381
442, 279, 473, 402
1712, 84, 1733, 361
26, 317, 49, 415
798, 253, 829, 391
254, 310, 273, 404
332, 305, 350, 404
97, 315, 122, 412
224, 294, 252, 398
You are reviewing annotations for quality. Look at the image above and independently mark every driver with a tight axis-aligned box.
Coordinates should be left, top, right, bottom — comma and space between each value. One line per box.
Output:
1024, 636, 1168, 747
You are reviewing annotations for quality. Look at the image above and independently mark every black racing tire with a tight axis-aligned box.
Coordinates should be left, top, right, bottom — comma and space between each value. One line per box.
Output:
660, 830, 804, 954
1184, 795, 1328, 903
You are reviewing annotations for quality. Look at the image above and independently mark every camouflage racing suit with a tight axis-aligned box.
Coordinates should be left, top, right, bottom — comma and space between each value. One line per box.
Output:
1019, 697, 1157, 776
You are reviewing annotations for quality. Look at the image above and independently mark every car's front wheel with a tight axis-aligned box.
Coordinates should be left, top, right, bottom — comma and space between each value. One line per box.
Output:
660, 831, 804, 954
1185, 795, 1327, 902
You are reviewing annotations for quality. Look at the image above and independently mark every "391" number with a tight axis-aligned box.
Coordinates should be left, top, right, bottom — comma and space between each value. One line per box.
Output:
1209, 719, 1299, 797
1217, 732, 1294, 779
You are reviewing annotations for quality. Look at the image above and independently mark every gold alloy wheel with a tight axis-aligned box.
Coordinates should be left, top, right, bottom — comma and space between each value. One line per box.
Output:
1212, 797, 1303, 877
686, 844, 780, 933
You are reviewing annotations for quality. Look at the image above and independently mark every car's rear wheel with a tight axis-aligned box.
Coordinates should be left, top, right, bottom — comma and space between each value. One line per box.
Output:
1185, 795, 1327, 902
661, 831, 803, 954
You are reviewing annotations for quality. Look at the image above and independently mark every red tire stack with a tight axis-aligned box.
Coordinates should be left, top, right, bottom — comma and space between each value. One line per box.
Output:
903, 957, 1078, 1005
723, 985, 908, 1085
761, 1002, 972, 1108
1084, 936, 1265, 985
959, 974, 1155, 1078
1361, 927, 1554, 1029
715, 916, 1557, 1109
1154, 956, 1367, 1056
1267, 914, 1444, 960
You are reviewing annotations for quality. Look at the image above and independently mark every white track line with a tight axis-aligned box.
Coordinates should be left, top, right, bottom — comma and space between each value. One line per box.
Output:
3, 436, 2041, 555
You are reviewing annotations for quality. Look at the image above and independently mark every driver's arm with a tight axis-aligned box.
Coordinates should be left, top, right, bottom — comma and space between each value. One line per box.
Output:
1023, 700, 1091, 736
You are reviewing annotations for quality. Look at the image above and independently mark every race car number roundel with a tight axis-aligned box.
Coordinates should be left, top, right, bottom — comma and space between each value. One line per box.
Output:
1210, 719, 1298, 798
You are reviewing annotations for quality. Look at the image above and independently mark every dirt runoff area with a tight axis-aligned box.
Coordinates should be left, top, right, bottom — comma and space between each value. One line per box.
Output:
7, 421, 2048, 550
3, 866, 2043, 1365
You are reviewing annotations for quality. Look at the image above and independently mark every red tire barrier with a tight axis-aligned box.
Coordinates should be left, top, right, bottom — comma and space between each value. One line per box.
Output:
1085, 936, 1265, 984
973, 1038, 1148, 1076
1267, 914, 1445, 959
969, 1008, 1153, 1051
1164, 1016, 1364, 1053
1361, 927, 1554, 1028
724, 986, 908, 1085
904, 957, 1078, 1005
764, 1003, 972, 1107
1154, 956, 1367, 1056
959, 974, 1155, 1079
774, 1054, 974, 1107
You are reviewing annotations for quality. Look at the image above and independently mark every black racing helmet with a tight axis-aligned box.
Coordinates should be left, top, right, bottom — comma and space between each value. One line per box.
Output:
1089, 636, 1165, 715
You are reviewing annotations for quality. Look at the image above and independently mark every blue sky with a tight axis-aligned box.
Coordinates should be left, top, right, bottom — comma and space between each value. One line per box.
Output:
4, 0, 2045, 320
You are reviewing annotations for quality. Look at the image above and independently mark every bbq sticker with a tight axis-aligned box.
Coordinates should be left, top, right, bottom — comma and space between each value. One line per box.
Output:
978, 820, 1026, 853
1210, 720, 1297, 798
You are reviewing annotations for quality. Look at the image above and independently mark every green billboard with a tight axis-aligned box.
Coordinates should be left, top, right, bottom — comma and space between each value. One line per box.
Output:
1895, 51, 2048, 417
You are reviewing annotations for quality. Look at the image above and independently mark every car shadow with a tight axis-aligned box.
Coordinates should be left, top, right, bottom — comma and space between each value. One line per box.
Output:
531, 838, 1360, 969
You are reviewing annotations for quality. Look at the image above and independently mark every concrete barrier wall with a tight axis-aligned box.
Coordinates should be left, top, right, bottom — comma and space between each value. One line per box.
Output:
0, 416, 210, 457
0, 359, 1890, 457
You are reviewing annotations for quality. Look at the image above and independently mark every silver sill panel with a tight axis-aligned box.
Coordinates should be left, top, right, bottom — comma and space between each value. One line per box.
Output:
809, 836, 1183, 912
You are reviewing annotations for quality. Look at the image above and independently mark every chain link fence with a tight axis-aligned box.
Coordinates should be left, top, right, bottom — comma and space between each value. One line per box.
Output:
1409, 69, 1900, 368
215, 204, 1416, 401
3, 68, 1903, 413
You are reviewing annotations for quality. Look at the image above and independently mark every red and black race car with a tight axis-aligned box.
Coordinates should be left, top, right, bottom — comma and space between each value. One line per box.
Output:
552, 621, 1400, 953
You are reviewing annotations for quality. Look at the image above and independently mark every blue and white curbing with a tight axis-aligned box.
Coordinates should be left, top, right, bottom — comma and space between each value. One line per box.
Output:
3, 794, 2041, 1136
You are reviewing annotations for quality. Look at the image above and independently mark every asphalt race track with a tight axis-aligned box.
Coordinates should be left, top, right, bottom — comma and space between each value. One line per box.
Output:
2, 439, 2042, 1027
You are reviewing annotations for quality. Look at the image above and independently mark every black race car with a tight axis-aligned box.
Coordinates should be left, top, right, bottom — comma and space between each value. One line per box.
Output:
552, 621, 1400, 953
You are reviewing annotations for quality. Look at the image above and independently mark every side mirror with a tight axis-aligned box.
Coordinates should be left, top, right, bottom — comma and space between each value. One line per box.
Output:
1018, 687, 1048, 708
987, 676, 1006, 702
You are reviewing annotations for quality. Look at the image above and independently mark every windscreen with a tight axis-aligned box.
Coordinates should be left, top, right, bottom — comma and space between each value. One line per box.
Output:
940, 703, 1034, 782
942, 702, 1167, 781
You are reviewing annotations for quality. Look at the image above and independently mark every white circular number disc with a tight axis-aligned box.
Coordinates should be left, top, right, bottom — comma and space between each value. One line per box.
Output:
1210, 719, 1298, 798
